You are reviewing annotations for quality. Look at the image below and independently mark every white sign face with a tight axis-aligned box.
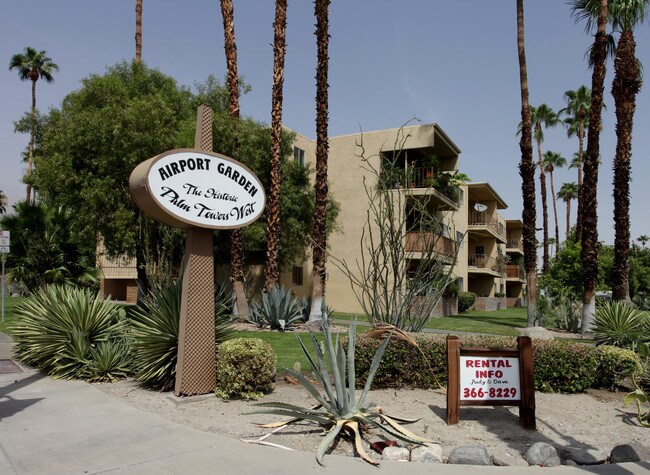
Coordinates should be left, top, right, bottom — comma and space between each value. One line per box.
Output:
0, 246, 8, 254
459, 356, 520, 401
136, 150, 265, 229
0, 230, 10, 247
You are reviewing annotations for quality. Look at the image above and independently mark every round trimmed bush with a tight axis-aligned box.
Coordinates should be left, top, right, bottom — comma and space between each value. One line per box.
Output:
216, 338, 276, 400
596, 345, 643, 389
458, 291, 477, 313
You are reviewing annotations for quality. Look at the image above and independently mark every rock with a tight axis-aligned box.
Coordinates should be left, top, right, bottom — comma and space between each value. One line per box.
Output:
561, 447, 608, 465
448, 445, 492, 466
411, 444, 443, 463
492, 454, 529, 467
526, 442, 561, 467
610, 444, 650, 464
381, 446, 409, 462
519, 327, 554, 340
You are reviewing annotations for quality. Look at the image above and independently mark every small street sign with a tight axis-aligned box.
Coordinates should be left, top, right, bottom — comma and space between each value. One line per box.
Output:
0, 230, 9, 247
0, 246, 9, 254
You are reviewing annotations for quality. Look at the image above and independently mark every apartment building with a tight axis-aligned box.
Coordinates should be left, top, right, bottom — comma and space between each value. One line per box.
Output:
505, 219, 526, 306
282, 123, 520, 315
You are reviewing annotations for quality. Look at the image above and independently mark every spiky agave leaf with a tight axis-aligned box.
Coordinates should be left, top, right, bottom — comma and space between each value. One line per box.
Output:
346, 420, 378, 466
316, 420, 345, 466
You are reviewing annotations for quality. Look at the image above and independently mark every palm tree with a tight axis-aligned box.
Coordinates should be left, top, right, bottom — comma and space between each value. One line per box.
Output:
8, 47, 59, 203
530, 104, 559, 273
309, 0, 331, 324
557, 182, 578, 241
561, 86, 591, 241
571, 0, 609, 333
0, 190, 8, 214
264, 0, 288, 291
220, 0, 249, 319
516, 0, 538, 327
135, 0, 143, 63
609, 0, 648, 302
637, 234, 649, 249
543, 151, 567, 253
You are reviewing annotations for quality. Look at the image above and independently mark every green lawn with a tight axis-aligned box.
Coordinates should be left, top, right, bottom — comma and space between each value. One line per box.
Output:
0, 296, 24, 334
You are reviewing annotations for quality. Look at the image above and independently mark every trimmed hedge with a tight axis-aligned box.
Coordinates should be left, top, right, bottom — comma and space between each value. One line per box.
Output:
458, 292, 477, 313
216, 338, 276, 400
595, 345, 643, 389
354, 334, 635, 394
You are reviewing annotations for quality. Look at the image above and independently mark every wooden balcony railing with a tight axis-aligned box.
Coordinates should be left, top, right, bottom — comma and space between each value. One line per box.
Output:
506, 264, 525, 280
468, 211, 505, 240
405, 231, 457, 258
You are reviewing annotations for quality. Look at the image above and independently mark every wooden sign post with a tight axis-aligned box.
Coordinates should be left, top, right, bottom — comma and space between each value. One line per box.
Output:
129, 105, 266, 396
446, 335, 536, 430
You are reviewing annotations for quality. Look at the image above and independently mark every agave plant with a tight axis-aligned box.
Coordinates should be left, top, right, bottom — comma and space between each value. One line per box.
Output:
10, 285, 128, 381
130, 278, 234, 391
248, 285, 304, 331
594, 301, 649, 351
250, 323, 432, 465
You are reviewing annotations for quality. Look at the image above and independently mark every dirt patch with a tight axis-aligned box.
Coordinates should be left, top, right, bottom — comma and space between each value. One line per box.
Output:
95, 377, 649, 465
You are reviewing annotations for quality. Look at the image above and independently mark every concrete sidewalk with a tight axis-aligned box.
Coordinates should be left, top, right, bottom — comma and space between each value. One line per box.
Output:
1, 339, 649, 474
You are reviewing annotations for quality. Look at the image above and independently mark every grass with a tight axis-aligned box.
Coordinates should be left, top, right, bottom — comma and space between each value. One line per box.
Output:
0, 296, 24, 334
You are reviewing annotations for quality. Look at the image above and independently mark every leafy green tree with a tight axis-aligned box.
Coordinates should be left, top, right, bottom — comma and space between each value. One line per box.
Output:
540, 240, 583, 301
8, 47, 59, 203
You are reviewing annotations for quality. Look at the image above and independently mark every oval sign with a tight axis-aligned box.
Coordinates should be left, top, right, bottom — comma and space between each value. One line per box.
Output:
129, 149, 266, 230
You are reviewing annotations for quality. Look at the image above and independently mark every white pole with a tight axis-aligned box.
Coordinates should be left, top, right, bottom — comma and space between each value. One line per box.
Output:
1, 253, 5, 323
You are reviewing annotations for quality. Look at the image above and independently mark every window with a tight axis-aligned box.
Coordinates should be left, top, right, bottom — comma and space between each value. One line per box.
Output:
292, 266, 303, 286
456, 277, 464, 292
475, 245, 485, 256
456, 231, 464, 247
439, 223, 450, 238
293, 146, 305, 167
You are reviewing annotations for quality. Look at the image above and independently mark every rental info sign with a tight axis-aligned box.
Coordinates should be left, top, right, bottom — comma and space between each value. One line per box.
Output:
129, 148, 265, 230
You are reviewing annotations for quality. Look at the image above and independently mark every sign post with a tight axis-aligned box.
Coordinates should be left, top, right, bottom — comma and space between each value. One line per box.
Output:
129, 105, 265, 396
0, 230, 9, 323
446, 335, 535, 430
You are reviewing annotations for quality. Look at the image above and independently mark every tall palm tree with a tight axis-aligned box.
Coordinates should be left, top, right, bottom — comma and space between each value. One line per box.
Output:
571, 0, 609, 333
561, 85, 591, 241
9, 47, 59, 203
530, 104, 559, 273
516, 0, 538, 327
637, 234, 649, 249
264, 0, 288, 291
309, 0, 331, 324
220, 0, 249, 319
609, 0, 648, 302
543, 151, 567, 253
557, 182, 578, 241
0, 190, 8, 214
135, 0, 143, 63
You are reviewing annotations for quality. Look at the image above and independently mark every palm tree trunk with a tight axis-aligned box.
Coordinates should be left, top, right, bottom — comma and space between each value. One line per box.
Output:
581, 0, 608, 334
549, 170, 559, 254
611, 30, 640, 302
26, 78, 37, 203
264, 0, 287, 291
309, 0, 331, 324
135, 0, 143, 63
566, 199, 571, 242
576, 126, 584, 241
220, 0, 249, 319
516, 0, 538, 327
537, 139, 549, 272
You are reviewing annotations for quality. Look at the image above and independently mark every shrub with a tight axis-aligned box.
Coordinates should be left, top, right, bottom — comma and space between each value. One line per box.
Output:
458, 292, 476, 313
595, 345, 643, 389
248, 285, 304, 331
533, 340, 597, 393
10, 285, 129, 382
130, 279, 233, 391
216, 338, 276, 399
594, 301, 648, 352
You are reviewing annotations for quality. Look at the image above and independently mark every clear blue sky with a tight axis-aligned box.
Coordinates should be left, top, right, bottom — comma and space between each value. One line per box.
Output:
1, 1, 649, 245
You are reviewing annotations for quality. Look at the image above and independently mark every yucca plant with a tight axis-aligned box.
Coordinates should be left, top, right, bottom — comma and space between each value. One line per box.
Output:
10, 285, 127, 381
248, 285, 304, 331
130, 278, 234, 391
250, 323, 432, 466
594, 301, 649, 351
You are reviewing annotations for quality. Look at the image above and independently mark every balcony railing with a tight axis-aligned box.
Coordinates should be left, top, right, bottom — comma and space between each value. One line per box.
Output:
468, 254, 505, 275
506, 239, 524, 252
468, 211, 506, 240
506, 264, 525, 280
405, 231, 457, 258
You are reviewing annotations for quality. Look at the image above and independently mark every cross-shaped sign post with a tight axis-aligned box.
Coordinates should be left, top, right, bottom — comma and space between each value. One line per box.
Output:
130, 105, 266, 396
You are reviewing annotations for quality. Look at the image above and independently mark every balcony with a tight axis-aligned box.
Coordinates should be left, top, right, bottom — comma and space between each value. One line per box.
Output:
506, 264, 525, 281
384, 166, 460, 210
405, 231, 457, 261
468, 253, 505, 276
468, 211, 506, 243
506, 238, 524, 254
